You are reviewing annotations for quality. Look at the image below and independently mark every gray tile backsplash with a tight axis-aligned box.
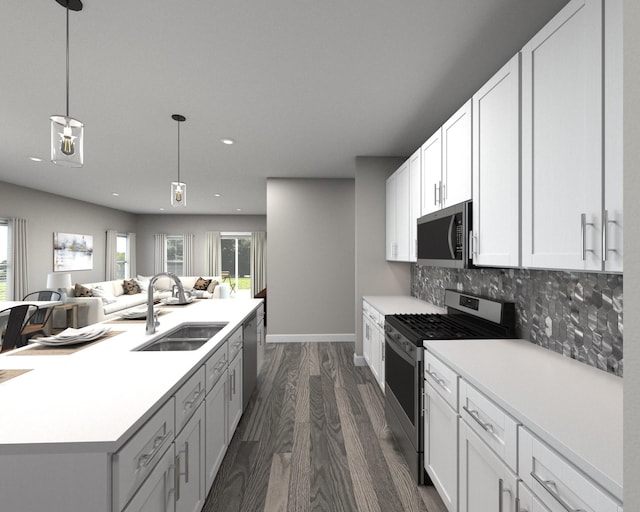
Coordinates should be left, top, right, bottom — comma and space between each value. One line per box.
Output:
411, 266, 623, 376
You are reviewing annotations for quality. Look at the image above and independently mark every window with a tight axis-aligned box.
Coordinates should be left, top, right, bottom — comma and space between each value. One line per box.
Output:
115, 233, 129, 280
221, 233, 251, 296
166, 236, 184, 274
0, 220, 7, 300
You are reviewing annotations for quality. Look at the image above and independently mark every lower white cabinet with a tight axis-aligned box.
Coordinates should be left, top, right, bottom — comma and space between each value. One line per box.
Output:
459, 419, 518, 512
362, 300, 385, 392
228, 350, 243, 435
257, 304, 265, 376
175, 401, 206, 512
205, 368, 229, 490
123, 445, 176, 512
424, 381, 458, 512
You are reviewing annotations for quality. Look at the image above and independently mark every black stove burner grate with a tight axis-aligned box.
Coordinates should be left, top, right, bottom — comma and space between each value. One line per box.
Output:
387, 313, 510, 343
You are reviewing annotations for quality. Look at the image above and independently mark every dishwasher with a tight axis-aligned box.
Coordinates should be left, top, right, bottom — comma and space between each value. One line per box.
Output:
242, 311, 258, 410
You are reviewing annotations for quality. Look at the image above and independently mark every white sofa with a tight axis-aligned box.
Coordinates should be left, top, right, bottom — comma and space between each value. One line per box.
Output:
64, 276, 222, 325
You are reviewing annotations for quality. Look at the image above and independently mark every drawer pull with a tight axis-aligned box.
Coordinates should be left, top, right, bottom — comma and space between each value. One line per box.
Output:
177, 441, 190, 489
427, 370, 450, 393
185, 387, 204, 409
136, 430, 172, 471
462, 406, 495, 434
531, 471, 586, 512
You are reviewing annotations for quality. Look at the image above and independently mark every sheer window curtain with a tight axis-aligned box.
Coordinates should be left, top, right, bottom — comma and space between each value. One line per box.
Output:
128, 233, 136, 278
205, 231, 221, 276
251, 232, 266, 297
183, 233, 194, 276
154, 233, 167, 274
9, 218, 28, 300
105, 230, 118, 280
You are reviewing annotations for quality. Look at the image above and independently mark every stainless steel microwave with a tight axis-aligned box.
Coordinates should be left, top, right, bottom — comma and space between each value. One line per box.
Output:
417, 200, 473, 268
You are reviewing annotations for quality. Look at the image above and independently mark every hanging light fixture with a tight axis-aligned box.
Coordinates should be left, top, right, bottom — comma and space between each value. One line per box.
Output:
50, 0, 84, 167
171, 114, 187, 207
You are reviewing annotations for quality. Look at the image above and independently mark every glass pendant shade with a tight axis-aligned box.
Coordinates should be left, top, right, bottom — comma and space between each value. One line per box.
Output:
171, 181, 187, 207
51, 115, 84, 167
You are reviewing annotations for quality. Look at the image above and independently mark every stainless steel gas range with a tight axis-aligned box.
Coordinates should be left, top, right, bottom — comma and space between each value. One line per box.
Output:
384, 289, 515, 484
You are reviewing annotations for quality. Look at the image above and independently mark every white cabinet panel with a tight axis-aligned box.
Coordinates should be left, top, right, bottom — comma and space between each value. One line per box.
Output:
521, 0, 603, 270
123, 446, 176, 512
386, 161, 411, 261
472, 53, 520, 267
409, 148, 421, 262
424, 381, 458, 512
442, 100, 472, 208
459, 419, 518, 512
424, 351, 458, 411
228, 351, 243, 436
421, 129, 443, 216
175, 402, 206, 512
205, 369, 228, 490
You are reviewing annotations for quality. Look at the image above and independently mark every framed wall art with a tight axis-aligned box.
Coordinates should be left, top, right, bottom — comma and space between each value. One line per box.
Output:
53, 232, 94, 271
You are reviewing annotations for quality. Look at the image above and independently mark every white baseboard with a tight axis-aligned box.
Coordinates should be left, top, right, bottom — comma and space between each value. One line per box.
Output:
266, 333, 354, 343
353, 354, 367, 366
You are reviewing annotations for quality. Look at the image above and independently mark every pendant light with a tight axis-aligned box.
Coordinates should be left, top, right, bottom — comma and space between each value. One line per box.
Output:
50, 0, 84, 167
171, 114, 187, 207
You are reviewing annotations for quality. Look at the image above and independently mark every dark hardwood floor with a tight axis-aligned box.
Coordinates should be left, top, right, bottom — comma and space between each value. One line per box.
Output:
203, 342, 447, 512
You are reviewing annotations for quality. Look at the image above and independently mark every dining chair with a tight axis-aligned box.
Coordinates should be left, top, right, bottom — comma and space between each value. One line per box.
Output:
0, 304, 37, 353
20, 290, 62, 342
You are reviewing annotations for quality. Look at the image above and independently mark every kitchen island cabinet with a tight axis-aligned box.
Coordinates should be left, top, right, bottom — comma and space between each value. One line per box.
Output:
0, 298, 262, 512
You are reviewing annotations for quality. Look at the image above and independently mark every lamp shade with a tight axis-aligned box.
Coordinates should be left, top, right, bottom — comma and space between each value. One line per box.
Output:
47, 272, 72, 290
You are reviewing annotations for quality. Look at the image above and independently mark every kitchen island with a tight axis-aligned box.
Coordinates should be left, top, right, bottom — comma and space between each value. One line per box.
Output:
0, 298, 263, 512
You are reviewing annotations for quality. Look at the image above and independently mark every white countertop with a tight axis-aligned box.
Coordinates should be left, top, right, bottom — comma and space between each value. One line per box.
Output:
363, 295, 445, 315
424, 338, 623, 501
0, 299, 262, 454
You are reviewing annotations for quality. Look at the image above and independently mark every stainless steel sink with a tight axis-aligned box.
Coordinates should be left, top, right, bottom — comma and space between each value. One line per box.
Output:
134, 323, 228, 352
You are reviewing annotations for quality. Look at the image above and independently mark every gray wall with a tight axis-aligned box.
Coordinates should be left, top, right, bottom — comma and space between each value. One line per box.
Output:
624, 0, 640, 506
354, 157, 411, 356
135, 214, 266, 276
266, 178, 355, 340
0, 181, 136, 296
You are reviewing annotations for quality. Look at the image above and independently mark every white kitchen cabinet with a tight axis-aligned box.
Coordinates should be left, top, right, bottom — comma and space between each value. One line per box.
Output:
363, 303, 373, 367
123, 445, 176, 512
362, 299, 385, 392
409, 148, 422, 262
424, 380, 458, 512
472, 54, 520, 267
420, 129, 443, 216
442, 99, 473, 209
228, 350, 243, 435
256, 303, 265, 375
459, 419, 518, 512
519, 427, 620, 512
386, 160, 411, 261
521, 0, 604, 271
175, 402, 206, 512
205, 368, 229, 490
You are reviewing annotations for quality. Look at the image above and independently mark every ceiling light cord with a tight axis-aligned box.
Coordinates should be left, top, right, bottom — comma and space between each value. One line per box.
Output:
177, 119, 181, 183
66, 1, 70, 118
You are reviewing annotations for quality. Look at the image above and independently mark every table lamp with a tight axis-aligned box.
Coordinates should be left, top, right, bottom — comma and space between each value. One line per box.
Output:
46, 272, 72, 302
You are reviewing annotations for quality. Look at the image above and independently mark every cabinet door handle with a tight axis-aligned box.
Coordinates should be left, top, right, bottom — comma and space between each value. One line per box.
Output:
434, 183, 438, 206
498, 478, 504, 512
581, 213, 594, 260
602, 209, 608, 262
166, 462, 176, 510
462, 406, 495, 434
531, 471, 586, 512
175, 454, 181, 502
182, 441, 190, 484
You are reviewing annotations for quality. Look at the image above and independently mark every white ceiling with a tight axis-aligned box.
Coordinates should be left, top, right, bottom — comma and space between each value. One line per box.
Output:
0, 0, 569, 215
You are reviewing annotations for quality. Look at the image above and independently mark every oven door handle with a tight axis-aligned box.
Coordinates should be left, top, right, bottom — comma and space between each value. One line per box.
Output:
385, 332, 416, 366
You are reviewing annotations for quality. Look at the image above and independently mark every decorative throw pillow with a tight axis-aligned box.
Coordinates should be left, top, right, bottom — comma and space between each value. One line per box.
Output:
122, 278, 141, 295
74, 283, 94, 297
207, 280, 219, 294
194, 277, 212, 291
91, 286, 118, 305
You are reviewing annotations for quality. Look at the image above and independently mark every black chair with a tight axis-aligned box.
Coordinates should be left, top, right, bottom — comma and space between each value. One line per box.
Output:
21, 290, 62, 342
0, 304, 37, 353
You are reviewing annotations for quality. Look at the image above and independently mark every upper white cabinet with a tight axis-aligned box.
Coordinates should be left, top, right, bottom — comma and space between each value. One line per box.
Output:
521, 0, 615, 271
472, 54, 521, 268
409, 148, 422, 262
442, 99, 473, 208
421, 130, 443, 216
421, 100, 473, 217
386, 160, 411, 262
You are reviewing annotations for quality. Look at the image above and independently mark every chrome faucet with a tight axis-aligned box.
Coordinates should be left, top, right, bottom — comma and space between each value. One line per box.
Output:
146, 272, 187, 334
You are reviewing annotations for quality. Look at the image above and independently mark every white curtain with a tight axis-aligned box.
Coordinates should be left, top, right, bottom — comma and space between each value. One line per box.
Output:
251, 232, 267, 297
205, 231, 221, 276
9, 218, 28, 300
105, 230, 118, 280
183, 233, 195, 275
128, 232, 137, 277
154, 233, 167, 274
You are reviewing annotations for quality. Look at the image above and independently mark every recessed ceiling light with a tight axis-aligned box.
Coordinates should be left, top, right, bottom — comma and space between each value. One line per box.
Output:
29, 157, 43, 162
112, 192, 119, 197
220, 138, 235, 145
213, 193, 222, 197
236, 208, 242, 212
159, 208, 165, 211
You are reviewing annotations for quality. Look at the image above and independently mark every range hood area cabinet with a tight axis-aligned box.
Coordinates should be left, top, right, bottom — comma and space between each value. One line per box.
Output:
521, 0, 623, 272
